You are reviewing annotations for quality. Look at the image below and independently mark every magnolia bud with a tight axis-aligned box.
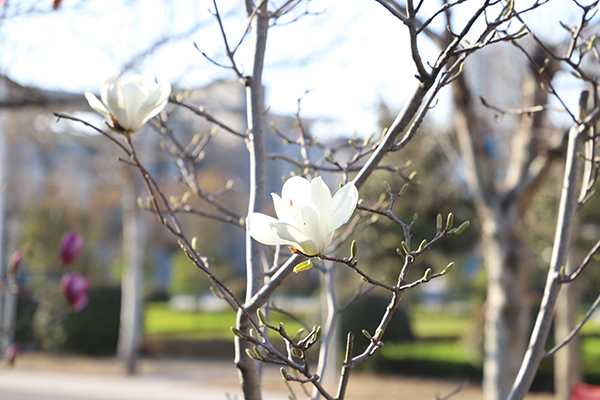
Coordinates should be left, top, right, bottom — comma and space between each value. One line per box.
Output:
245, 349, 258, 360
454, 221, 470, 235
399, 183, 409, 196
436, 214, 443, 230
293, 259, 313, 273
291, 347, 302, 358
59, 231, 85, 265
257, 309, 268, 326
401, 241, 411, 254
230, 327, 244, 338
446, 213, 454, 230
442, 262, 455, 275
423, 268, 432, 282
191, 237, 198, 250
7, 251, 23, 275
5, 343, 19, 366
350, 240, 357, 260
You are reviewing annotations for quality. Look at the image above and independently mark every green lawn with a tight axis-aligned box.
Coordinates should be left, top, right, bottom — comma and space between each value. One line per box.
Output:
410, 310, 470, 338
144, 301, 600, 381
145, 302, 305, 340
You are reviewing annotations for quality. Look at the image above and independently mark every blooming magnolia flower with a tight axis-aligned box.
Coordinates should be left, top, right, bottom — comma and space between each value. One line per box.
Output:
60, 231, 85, 265
5, 343, 19, 366
84, 75, 171, 134
61, 273, 90, 312
247, 176, 358, 256
7, 250, 23, 275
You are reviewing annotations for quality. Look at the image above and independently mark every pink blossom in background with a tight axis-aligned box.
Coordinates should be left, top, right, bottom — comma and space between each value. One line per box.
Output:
60, 273, 90, 312
5, 343, 19, 366
59, 231, 85, 265
7, 250, 23, 275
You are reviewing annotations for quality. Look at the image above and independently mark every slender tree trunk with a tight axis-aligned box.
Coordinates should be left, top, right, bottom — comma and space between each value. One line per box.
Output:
118, 173, 145, 375
0, 78, 7, 354
312, 263, 339, 399
481, 204, 532, 400
1, 217, 19, 355
554, 259, 581, 400
235, 2, 268, 399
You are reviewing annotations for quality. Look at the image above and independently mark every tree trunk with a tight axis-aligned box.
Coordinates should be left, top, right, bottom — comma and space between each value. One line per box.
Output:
554, 260, 581, 400
235, 2, 269, 399
117, 175, 145, 375
481, 204, 532, 400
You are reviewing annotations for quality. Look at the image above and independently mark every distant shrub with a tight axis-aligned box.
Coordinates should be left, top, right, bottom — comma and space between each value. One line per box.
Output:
341, 295, 413, 351
33, 285, 121, 355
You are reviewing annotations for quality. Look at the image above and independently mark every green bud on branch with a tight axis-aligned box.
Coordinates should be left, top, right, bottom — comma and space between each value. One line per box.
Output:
291, 347, 303, 359
191, 237, 198, 250
245, 348, 257, 360
280, 367, 290, 380
454, 221, 470, 235
418, 239, 427, 253
231, 327, 244, 338
293, 259, 313, 273
401, 241, 411, 254
362, 329, 372, 340
446, 213, 454, 230
137, 197, 144, 209
257, 309, 268, 326
442, 262, 455, 275
423, 268, 432, 282
399, 183, 409, 196
383, 181, 391, 192
437, 214, 443, 230
350, 240, 357, 260
373, 328, 383, 341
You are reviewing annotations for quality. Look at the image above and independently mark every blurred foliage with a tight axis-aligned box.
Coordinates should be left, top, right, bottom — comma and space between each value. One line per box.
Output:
18, 200, 101, 286
145, 302, 304, 341
33, 286, 121, 355
341, 294, 413, 351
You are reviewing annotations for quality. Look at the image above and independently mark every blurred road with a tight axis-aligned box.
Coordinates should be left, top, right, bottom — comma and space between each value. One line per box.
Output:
0, 353, 555, 400
0, 369, 284, 400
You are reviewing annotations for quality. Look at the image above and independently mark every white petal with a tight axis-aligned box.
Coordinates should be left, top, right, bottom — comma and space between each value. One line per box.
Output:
272, 193, 301, 228
247, 213, 318, 255
121, 80, 148, 131
328, 182, 358, 231
282, 176, 312, 206
299, 206, 328, 252
310, 176, 331, 222
84, 92, 111, 119
102, 79, 128, 129
138, 82, 171, 127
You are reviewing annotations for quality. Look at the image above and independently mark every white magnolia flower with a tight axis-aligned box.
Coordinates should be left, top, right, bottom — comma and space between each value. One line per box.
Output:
85, 75, 171, 134
247, 176, 359, 256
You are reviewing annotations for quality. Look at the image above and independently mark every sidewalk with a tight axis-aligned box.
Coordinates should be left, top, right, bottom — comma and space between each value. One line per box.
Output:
0, 353, 554, 400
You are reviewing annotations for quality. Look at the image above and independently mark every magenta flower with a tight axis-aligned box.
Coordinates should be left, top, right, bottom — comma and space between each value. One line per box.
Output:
59, 231, 85, 265
61, 273, 90, 312
7, 250, 23, 275
5, 343, 19, 366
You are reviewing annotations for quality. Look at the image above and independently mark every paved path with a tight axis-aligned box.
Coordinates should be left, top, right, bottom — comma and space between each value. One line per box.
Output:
0, 369, 284, 400
0, 354, 555, 400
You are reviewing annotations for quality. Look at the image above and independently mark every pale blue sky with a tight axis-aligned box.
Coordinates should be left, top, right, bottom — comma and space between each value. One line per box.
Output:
0, 0, 589, 137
